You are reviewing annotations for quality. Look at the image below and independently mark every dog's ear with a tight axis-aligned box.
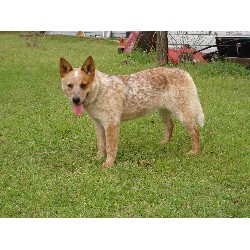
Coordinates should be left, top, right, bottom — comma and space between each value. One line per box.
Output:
81, 56, 95, 76
60, 58, 73, 78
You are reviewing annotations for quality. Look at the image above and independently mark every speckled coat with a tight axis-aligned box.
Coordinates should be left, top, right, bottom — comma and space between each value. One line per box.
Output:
60, 56, 205, 167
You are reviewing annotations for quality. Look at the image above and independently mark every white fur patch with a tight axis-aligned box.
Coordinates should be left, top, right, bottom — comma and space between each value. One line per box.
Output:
74, 70, 80, 78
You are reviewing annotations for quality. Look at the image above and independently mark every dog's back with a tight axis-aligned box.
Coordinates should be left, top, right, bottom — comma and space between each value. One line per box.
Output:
117, 67, 204, 127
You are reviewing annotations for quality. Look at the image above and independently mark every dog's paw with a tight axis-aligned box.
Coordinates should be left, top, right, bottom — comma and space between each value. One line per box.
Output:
160, 139, 169, 145
102, 159, 115, 168
96, 152, 105, 160
187, 149, 200, 156
102, 162, 112, 168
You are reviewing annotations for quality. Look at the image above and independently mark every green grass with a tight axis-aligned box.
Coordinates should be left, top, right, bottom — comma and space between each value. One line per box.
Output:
0, 32, 249, 217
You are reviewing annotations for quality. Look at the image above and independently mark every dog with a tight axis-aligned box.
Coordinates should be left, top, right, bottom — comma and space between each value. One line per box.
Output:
60, 56, 205, 167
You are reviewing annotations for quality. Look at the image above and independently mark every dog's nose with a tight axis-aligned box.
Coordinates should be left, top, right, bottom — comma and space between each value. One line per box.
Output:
73, 96, 81, 104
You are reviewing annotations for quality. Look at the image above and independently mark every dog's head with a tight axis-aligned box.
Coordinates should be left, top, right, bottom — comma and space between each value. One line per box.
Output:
60, 56, 95, 116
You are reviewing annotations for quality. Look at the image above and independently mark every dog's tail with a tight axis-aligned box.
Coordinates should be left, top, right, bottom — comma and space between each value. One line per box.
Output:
195, 103, 205, 128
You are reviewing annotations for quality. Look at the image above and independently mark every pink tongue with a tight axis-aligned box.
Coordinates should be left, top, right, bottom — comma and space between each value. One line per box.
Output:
73, 104, 84, 116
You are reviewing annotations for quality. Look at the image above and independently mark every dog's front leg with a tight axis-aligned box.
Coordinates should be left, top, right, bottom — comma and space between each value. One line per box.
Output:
93, 121, 106, 160
102, 124, 120, 167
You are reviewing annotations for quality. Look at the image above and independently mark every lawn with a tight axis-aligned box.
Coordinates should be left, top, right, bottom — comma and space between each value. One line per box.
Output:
0, 32, 249, 217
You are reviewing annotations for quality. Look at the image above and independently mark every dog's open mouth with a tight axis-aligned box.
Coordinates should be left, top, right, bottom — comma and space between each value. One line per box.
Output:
73, 103, 84, 116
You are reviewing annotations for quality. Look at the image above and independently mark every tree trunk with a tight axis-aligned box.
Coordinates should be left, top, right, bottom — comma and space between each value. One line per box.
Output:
156, 31, 168, 65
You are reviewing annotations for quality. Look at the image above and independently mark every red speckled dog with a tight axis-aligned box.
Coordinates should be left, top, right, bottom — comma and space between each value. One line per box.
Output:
60, 56, 205, 167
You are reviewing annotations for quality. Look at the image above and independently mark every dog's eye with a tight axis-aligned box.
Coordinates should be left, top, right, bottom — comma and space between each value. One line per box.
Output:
67, 83, 73, 89
80, 83, 88, 89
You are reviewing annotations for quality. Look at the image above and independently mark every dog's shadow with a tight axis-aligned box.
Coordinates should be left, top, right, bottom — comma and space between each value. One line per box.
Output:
117, 117, 189, 164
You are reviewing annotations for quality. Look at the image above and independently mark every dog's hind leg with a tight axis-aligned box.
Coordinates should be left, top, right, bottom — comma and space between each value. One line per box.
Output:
173, 109, 201, 155
158, 109, 174, 144
183, 120, 200, 155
